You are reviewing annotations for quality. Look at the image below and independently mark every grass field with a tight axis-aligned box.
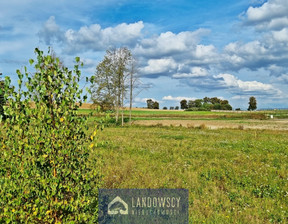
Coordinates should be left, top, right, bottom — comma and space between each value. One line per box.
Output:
78, 107, 288, 119
86, 109, 288, 223
82, 108, 288, 131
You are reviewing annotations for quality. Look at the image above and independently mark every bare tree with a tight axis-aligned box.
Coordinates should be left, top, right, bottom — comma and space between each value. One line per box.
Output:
91, 47, 133, 126
115, 48, 132, 126
128, 58, 144, 125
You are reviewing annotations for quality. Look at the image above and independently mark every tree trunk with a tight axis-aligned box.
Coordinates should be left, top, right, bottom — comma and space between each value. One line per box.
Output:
129, 71, 132, 125
115, 96, 119, 123
121, 92, 124, 126
121, 72, 124, 126
116, 72, 121, 123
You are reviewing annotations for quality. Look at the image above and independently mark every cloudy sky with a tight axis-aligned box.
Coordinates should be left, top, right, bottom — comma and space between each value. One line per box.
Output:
0, 0, 288, 109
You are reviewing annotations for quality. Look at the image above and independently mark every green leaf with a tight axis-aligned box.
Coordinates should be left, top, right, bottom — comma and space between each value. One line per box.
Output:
29, 59, 34, 65
48, 76, 52, 83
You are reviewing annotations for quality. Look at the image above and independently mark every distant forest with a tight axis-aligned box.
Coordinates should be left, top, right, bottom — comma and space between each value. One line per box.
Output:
147, 97, 233, 111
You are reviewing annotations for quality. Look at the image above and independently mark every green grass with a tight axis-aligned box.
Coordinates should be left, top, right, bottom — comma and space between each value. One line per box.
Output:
79, 108, 288, 120
90, 125, 288, 223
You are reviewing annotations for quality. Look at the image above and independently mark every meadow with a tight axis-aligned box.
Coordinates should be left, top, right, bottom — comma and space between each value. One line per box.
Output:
78, 107, 288, 119
86, 108, 288, 223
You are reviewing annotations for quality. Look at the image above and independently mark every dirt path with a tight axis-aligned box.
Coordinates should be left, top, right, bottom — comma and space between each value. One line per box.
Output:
133, 119, 288, 130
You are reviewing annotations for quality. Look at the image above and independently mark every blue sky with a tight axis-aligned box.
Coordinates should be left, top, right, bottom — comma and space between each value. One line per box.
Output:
1, 0, 288, 109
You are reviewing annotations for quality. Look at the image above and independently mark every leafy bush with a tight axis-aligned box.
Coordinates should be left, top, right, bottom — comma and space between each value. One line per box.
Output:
0, 78, 4, 119
0, 48, 101, 223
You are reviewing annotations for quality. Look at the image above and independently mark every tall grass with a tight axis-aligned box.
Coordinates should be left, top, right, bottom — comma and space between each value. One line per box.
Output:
91, 125, 288, 223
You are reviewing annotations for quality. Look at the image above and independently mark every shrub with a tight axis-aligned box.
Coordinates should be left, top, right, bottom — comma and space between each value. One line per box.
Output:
0, 48, 101, 223
238, 125, 244, 130
0, 78, 4, 119
199, 123, 207, 129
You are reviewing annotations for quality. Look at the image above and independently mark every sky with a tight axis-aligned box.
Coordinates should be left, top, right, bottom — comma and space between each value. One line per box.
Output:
0, 0, 288, 109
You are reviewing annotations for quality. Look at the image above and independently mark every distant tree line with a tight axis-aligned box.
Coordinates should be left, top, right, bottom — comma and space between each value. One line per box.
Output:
146, 99, 159, 109
180, 97, 233, 111
145, 97, 233, 111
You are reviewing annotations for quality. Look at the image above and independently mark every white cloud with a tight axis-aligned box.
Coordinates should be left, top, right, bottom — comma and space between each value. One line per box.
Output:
246, 0, 288, 23
134, 97, 158, 103
172, 67, 209, 78
38, 19, 144, 53
194, 44, 217, 59
38, 16, 64, 44
256, 17, 288, 31
162, 96, 196, 101
102, 21, 144, 44
222, 37, 288, 74
214, 73, 281, 95
66, 21, 144, 53
245, 0, 288, 31
222, 41, 264, 70
271, 28, 288, 42
135, 29, 210, 57
38, 18, 219, 78
238, 0, 288, 77
224, 40, 267, 56
140, 58, 177, 75
134, 29, 218, 78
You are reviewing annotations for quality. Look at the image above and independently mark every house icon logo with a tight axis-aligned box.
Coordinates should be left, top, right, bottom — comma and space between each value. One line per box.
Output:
108, 196, 128, 215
